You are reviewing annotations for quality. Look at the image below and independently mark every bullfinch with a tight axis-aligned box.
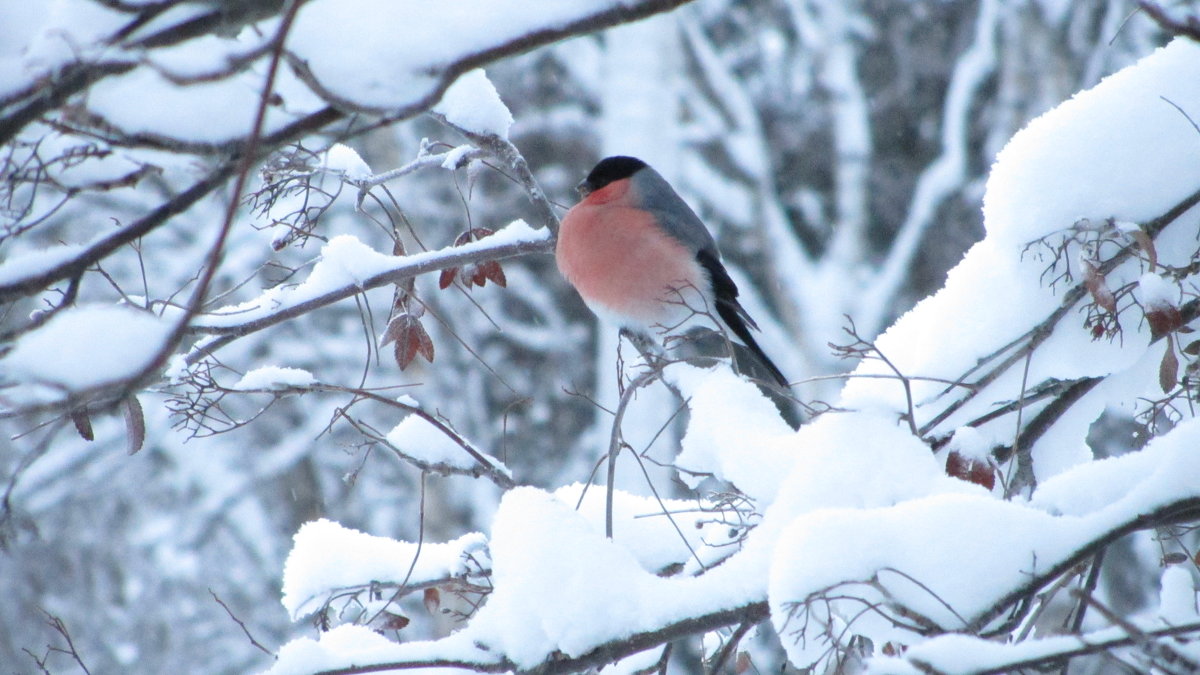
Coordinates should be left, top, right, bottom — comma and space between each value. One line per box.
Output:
556, 155, 788, 388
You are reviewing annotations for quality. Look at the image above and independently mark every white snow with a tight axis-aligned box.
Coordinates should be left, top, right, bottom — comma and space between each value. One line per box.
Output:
555, 483, 709, 573
440, 144, 477, 170
768, 416, 1200, 669
196, 222, 550, 330
87, 67, 306, 145
468, 487, 661, 667
3, 304, 172, 394
666, 363, 797, 503
322, 143, 372, 181
433, 70, 514, 139
0, 242, 87, 286
145, 31, 274, 81
1159, 564, 1198, 625
841, 38, 1200, 478
475, 219, 539, 246
280, 518, 488, 619
1136, 271, 1178, 310
232, 366, 316, 391
0, 1, 126, 99
944, 425, 993, 461
985, 39, 1200, 247
386, 415, 474, 470
288, 0, 620, 113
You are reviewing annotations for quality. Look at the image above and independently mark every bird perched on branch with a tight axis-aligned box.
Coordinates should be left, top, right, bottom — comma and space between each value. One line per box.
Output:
556, 155, 788, 388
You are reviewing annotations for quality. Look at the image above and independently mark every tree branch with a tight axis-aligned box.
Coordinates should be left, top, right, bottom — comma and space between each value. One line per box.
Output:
431, 114, 561, 236
287, 0, 697, 118
1138, 1, 1200, 42
968, 495, 1200, 633
307, 601, 769, 675
185, 231, 553, 360
0, 106, 343, 302
919, 183, 1200, 435
912, 618, 1200, 675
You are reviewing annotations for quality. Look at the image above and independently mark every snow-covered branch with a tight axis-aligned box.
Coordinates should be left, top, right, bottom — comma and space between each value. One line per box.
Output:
185, 223, 552, 357
919, 183, 1200, 438
0, 106, 342, 300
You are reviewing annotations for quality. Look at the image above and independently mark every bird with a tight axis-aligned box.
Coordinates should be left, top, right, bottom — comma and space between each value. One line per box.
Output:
556, 155, 788, 388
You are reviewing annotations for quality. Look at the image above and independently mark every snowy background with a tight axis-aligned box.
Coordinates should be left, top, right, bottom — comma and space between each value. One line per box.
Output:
3, 1, 1200, 673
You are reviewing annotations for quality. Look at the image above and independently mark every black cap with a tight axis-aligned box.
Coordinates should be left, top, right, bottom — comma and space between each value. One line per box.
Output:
577, 156, 647, 196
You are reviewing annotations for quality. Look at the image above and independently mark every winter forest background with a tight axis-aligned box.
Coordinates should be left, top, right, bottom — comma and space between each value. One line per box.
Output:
4, 0, 1200, 673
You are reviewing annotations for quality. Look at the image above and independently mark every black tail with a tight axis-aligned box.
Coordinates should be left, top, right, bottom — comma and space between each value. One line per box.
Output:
715, 300, 789, 388
697, 250, 789, 388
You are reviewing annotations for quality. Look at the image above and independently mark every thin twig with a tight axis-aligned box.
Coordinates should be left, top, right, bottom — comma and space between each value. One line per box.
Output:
367, 472, 428, 626
210, 589, 272, 655
607, 367, 661, 538
707, 619, 756, 675
919, 184, 1200, 436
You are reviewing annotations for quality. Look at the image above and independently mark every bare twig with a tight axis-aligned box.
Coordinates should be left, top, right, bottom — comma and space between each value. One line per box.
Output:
919, 184, 1200, 436
309, 383, 515, 489
969, 495, 1200, 633
607, 366, 663, 538
185, 231, 554, 363
831, 316, 920, 436
1138, 1, 1200, 41
706, 619, 757, 675
210, 589, 272, 655
909, 618, 1200, 675
366, 472, 428, 626
23, 611, 93, 675
431, 114, 561, 236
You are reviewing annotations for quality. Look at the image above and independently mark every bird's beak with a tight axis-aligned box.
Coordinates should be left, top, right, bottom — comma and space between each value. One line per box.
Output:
575, 180, 592, 198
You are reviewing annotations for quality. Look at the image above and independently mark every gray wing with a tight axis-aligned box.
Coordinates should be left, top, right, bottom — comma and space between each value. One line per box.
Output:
632, 166, 789, 387
630, 166, 720, 257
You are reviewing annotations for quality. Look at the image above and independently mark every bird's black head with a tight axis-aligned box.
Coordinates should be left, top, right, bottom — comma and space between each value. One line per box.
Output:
578, 156, 647, 196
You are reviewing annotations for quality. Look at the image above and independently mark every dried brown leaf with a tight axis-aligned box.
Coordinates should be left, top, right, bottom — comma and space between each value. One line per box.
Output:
71, 407, 94, 442
423, 587, 441, 614
452, 227, 494, 246
381, 313, 413, 347
438, 267, 457, 290
386, 314, 435, 369
470, 264, 488, 287
380, 613, 410, 631
414, 320, 435, 363
1147, 305, 1184, 339
1160, 339, 1179, 394
123, 395, 145, 455
1082, 261, 1117, 313
1128, 227, 1157, 271
945, 450, 996, 491
394, 334, 418, 370
481, 261, 506, 288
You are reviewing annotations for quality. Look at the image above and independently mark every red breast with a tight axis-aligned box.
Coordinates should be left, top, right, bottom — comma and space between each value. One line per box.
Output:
557, 178, 707, 329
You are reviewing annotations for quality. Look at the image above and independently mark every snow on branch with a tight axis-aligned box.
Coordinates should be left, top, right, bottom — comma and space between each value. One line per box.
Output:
0, 106, 343, 301
281, 519, 490, 623
185, 222, 552, 358
284, 0, 696, 118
